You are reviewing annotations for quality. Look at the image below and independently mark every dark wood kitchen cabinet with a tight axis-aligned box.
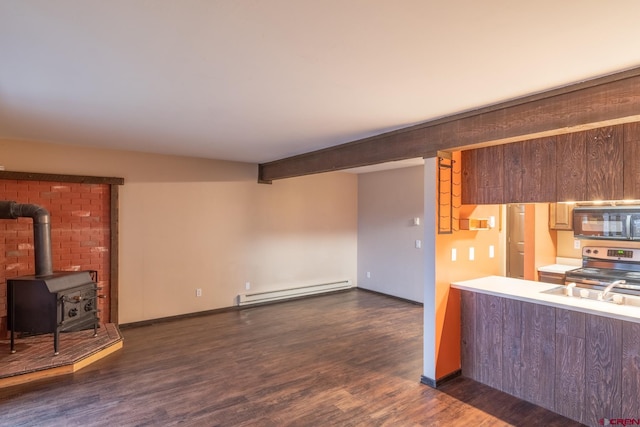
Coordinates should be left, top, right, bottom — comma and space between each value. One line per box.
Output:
556, 132, 587, 201
585, 125, 623, 200
501, 299, 556, 411
624, 121, 640, 199
459, 288, 640, 426
557, 125, 624, 201
555, 309, 586, 423
461, 145, 504, 204
461, 123, 631, 205
622, 322, 640, 418
475, 293, 503, 390
585, 315, 622, 426
504, 137, 556, 202
462, 293, 555, 412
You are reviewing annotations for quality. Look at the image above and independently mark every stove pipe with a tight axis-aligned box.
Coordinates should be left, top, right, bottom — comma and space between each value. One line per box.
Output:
0, 201, 53, 277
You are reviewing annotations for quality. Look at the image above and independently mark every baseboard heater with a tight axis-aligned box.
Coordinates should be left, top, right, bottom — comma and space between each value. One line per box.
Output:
237, 280, 352, 306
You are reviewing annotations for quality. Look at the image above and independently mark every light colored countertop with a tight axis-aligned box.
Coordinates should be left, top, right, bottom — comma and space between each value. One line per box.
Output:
451, 275, 640, 324
537, 264, 580, 274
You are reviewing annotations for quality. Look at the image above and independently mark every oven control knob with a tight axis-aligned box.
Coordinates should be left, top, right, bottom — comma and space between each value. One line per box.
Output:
68, 308, 78, 317
593, 249, 599, 254
585, 249, 591, 254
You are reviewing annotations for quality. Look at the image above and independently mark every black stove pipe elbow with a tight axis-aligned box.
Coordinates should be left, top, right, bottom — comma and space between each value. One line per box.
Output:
0, 201, 53, 277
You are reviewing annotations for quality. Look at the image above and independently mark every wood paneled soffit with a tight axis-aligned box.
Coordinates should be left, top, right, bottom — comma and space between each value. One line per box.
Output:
259, 67, 640, 182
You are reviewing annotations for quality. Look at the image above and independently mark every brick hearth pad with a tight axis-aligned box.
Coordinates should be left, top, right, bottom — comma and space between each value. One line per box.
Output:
0, 323, 122, 382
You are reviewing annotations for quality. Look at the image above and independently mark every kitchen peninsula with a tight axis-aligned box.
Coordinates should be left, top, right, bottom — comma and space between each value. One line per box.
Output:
452, 276, 640, 426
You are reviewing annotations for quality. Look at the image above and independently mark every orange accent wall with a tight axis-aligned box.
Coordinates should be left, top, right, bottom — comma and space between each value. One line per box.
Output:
524, 203, 557, 281
434, 152, 504, 378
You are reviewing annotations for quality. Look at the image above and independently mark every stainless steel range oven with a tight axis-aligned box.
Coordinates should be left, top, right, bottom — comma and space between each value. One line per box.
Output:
565, 246, 640, 296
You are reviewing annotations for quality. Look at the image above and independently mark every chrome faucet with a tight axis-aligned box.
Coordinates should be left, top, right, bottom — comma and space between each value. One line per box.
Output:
565, 282, 576, 297
599, 280, 626, 301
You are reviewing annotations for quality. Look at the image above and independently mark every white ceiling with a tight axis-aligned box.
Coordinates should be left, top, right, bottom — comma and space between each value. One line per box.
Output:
2, 1, 640, 166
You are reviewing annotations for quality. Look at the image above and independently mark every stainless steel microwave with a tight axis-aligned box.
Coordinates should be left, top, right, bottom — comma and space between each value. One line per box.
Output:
573, 206, 640, 240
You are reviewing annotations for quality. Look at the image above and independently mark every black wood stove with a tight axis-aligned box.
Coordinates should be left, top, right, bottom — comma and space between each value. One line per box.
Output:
1, 201, 101, 355
8, 271, 100, 355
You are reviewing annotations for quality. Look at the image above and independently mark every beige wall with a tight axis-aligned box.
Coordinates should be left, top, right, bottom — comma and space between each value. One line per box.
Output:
357, 155, 505, 380
357, 165, 424, 302
557, 230, 582, 259
0, 139, 358, 323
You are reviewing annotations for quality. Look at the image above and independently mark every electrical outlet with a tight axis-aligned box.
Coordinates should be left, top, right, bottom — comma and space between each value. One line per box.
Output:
574, 239, 581, 250
196, 288, 202, 297
245, 282, 251, 290
366, 272, 371, 278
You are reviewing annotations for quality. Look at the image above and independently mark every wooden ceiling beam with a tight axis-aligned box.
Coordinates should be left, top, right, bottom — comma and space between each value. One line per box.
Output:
258, 67, 640, 183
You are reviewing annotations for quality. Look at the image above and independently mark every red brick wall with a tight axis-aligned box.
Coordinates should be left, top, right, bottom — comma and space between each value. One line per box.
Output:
0, 180, 111, 336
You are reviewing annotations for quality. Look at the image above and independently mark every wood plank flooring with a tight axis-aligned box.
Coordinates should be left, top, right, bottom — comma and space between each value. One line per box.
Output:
0, 289, 584, 426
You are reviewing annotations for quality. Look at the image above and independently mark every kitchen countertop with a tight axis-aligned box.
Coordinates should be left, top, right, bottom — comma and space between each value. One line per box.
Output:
537, 264, 580, 274
451, 275, 640, 323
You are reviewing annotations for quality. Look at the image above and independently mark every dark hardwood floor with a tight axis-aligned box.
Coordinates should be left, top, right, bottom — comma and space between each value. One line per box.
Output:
0, 289, 583, 426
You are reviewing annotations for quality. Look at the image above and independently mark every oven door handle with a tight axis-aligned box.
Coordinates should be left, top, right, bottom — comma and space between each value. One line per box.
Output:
567, 278, 603, 285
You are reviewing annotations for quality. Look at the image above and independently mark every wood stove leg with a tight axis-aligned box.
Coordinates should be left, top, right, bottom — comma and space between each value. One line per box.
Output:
10, 285, 16, 354
54, 330, 59, 356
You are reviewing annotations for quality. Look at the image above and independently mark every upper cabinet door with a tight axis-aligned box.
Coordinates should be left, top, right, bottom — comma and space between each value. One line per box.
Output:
624, 122, 640, 199
586, 125, 623, 201
503, 142, 524, 202
504, 137, 556, 203
556, 132, 587, 202
461, 145, 504, 205
523, 137, 556, 202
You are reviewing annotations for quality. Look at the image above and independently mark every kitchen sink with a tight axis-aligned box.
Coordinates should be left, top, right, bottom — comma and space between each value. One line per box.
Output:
541, 286, 640, 307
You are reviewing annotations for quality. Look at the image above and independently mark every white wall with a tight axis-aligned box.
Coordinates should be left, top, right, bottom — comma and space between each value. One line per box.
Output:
357, 165, 424, 302
423, 158, 437, 382
0, 139, 358, 324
